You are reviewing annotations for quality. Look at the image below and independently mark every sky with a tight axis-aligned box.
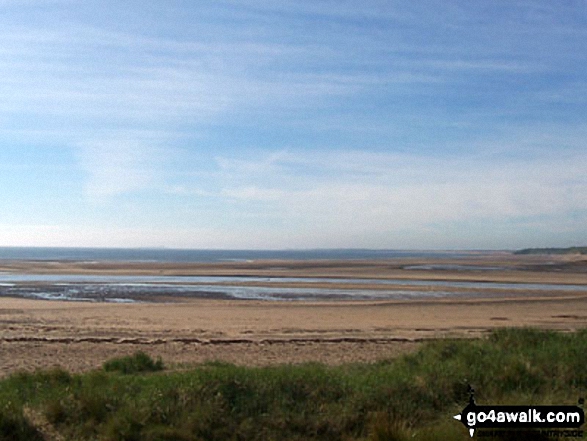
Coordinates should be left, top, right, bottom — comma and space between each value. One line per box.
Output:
0, 0, 586, 250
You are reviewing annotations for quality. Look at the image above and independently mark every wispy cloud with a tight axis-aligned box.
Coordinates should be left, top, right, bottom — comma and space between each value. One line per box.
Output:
0, 2, 557, 132
0, 223, 244, 248
1, 1, 585, 248
209, 147, 587, 246
76, 139, 166, 200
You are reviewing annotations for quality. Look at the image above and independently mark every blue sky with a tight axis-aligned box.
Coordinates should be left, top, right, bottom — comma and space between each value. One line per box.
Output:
1, 0, 586, 249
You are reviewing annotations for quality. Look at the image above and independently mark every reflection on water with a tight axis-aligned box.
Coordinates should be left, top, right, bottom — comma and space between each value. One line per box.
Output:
0, 283, 488, 302
0, 273, 585, 302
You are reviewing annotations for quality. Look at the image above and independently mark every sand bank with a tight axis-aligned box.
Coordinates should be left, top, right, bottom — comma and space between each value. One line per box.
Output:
0, 254, 586, 375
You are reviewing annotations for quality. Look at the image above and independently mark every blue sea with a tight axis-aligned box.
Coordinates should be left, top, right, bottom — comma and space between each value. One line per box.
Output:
0, 247, 526, 302
0, 247, 485, 262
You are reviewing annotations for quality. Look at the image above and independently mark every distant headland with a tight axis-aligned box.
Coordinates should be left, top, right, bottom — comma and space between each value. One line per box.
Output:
514, 246, 587, 255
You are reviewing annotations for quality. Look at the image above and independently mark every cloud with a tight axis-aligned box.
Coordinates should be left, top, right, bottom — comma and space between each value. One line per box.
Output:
76, 139, 165, 200
3, 147, 585, 249
1, 0, 581, 151
1, 1, 585, 249
221, 186, 284, 202
0, 223, 243, 248
211, 148, 587, 245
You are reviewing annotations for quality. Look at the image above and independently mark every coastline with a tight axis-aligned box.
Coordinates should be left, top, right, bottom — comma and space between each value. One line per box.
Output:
0, 254, 586, 375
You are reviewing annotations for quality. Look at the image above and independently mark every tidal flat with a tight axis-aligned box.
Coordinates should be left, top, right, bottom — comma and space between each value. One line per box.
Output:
0, 253, 586, 375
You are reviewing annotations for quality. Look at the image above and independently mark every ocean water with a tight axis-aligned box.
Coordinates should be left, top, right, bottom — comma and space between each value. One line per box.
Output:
1, 274, 586, 292
0, 247, 484, 262
1, 247, 541, 303
1, 273, 586, 303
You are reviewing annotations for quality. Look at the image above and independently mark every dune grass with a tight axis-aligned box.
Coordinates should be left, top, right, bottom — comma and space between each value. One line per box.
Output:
103, 351, 164, 375
0, 328, 585, 440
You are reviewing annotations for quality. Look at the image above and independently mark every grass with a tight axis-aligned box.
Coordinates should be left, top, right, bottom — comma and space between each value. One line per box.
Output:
103, 351, 164, 374
0, 328, 585, 440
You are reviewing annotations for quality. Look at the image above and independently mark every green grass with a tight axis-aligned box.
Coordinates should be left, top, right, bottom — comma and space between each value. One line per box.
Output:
103, 351, 164, 374
0, 329, 586, 440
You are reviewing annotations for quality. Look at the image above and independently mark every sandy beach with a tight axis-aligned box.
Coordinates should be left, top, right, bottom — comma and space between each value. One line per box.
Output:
1, 253, 586, 375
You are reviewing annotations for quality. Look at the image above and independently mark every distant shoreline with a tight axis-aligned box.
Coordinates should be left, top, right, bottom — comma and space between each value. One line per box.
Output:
0, 253, 585, 375
514, 246, 587, 255
1, 253, 586, 303
0, 246, 506, 263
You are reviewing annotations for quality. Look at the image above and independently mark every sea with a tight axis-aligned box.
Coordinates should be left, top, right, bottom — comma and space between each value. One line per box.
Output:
0, 247, 486, 262
1, 247, 538, 303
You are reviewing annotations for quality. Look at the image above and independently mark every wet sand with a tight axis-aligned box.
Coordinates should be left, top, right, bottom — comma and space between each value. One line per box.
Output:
2, 252, 587, 285
1, 254, 586, 375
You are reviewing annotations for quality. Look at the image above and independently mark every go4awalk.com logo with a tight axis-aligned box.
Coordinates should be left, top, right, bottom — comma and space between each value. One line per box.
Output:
453, 387, 585, 437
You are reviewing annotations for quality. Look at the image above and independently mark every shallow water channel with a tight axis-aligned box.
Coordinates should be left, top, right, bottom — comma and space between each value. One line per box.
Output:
0, 273, 586, 302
